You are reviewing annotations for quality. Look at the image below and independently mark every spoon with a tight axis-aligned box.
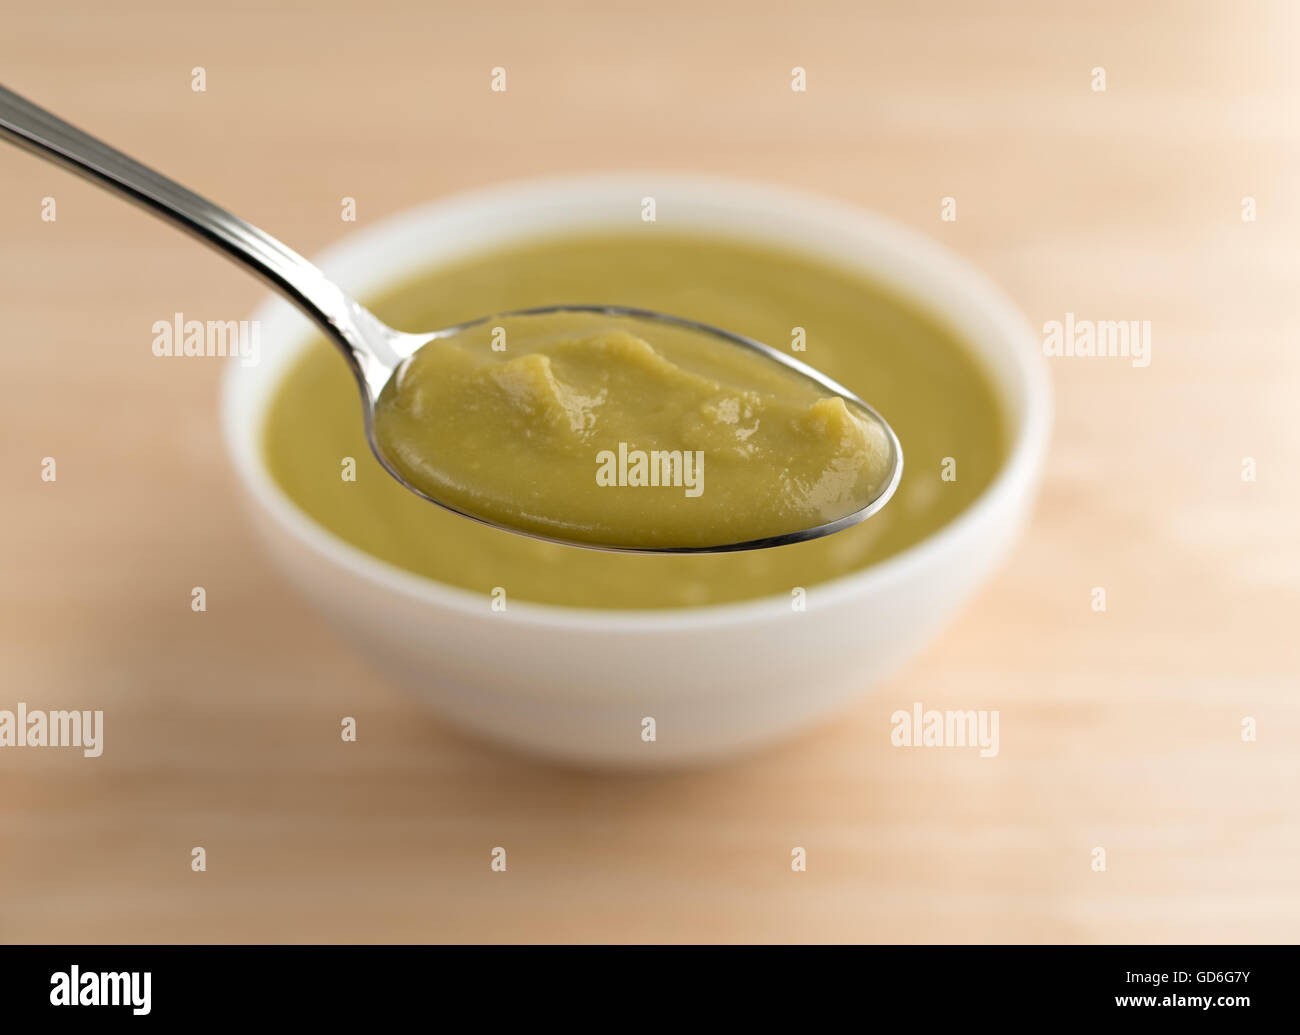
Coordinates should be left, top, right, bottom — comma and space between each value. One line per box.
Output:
0, 84, 902, 553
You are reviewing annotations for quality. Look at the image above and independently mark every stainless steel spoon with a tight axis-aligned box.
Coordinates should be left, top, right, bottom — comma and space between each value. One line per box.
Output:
0, 84, 902, 553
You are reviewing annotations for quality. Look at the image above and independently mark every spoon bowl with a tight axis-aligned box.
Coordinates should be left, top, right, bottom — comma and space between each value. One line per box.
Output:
370, 304, 902, 553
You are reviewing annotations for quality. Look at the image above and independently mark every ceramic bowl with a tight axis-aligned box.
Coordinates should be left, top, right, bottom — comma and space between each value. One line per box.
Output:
221, 174, 1051, 767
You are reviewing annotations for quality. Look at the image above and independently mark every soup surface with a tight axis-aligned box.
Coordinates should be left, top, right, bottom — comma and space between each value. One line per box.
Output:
264, 232, 1006, 608
372, 311, 894, 549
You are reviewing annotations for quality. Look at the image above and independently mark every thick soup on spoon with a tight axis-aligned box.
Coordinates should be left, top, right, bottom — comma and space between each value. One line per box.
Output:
372, 310, 895, 549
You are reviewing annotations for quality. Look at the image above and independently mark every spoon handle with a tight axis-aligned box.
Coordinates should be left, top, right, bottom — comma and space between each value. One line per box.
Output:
0, 84, 397, 386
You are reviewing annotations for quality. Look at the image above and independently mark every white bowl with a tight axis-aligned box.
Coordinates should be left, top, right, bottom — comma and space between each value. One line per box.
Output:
222, 174, 1052, 768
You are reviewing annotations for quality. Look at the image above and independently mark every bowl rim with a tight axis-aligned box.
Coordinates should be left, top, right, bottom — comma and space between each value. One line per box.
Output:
221, 172, 1052, 631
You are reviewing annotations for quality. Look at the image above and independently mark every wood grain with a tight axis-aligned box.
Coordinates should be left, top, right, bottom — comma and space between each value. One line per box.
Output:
1, 0, 1297, 943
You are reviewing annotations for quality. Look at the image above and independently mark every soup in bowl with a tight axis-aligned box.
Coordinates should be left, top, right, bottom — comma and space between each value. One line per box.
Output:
222, 174, 1051, 767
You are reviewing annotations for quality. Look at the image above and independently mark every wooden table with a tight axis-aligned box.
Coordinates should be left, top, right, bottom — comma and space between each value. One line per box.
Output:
2, 0, 1297, 943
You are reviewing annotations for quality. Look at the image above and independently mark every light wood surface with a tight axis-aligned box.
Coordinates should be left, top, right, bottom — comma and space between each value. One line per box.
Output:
2, 0, 1297, 943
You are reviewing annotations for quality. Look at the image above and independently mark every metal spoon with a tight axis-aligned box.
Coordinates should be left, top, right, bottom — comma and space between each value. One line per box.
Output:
0, 84, 902, 553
